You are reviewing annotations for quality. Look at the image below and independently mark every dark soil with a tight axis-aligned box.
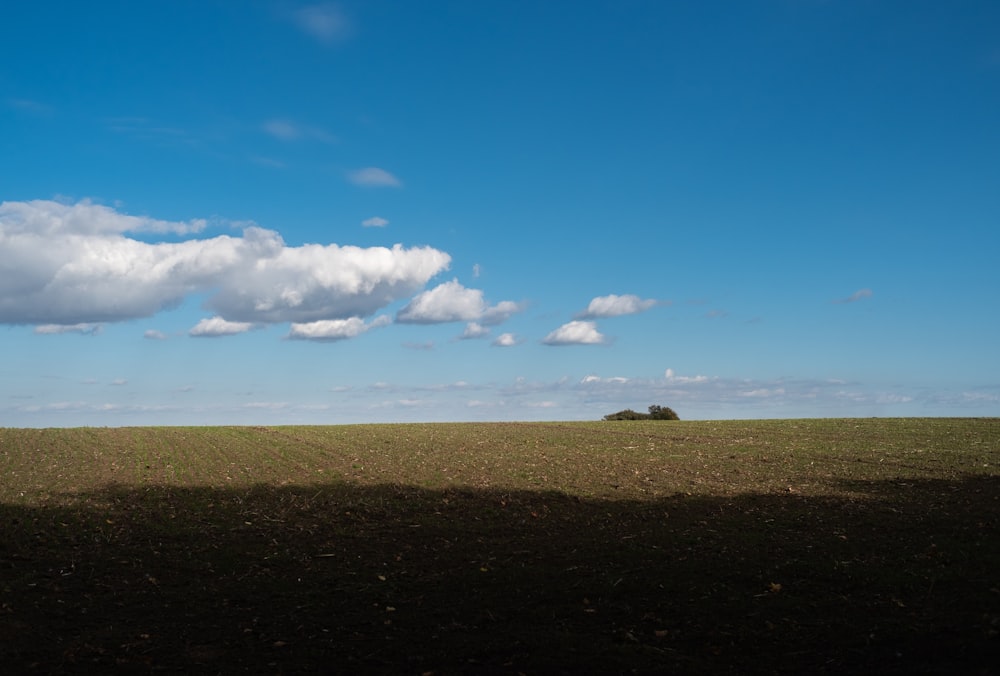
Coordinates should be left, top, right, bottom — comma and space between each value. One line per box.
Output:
1, 421, 998, 674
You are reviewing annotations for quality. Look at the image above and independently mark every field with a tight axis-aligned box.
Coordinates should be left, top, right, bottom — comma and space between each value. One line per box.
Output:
1, 418, 998, 674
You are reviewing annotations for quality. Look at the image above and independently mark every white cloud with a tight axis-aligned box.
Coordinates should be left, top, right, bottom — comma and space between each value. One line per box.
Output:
958, 391, 1000, 403
34, 323, 102, 335
581, 375, 629, 384
348, 167, 402, 187
576, 293, 659, 318
1, 198, 206, 237
0, 199, 451, 328
287, 315, 390, 342
396, 279, 522, 325
144, 330, 167, 340
481, 300, 523, 325
460, 322, 490, 339
210, 240, 450, 324
292, 3, 351, 43
664, 368, 709, 384
542, 320, 608, 345
740, 387, 786, 398
189, 317, 255, 337
834, 288, 873, 304
110, 379, 128, 386
876, 393, 913, 404
362, 216, 389, 228
492, 333, 518, 347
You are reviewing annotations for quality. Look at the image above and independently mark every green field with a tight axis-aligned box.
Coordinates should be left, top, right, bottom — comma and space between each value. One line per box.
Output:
2, 419, 998, 673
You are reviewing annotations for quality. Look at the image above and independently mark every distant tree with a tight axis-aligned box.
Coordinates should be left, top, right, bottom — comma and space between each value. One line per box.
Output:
647, 405, 680, 421
603, 405, 679, 421
603, 409, 644, 421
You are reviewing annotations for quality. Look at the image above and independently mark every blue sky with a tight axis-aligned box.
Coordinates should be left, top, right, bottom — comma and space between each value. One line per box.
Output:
2, 1, 998, 426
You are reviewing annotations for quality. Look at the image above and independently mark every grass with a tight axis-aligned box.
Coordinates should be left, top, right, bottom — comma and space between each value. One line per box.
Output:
1, 419, 998, 674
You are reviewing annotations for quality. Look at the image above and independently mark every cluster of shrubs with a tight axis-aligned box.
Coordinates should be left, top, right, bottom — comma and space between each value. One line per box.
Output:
603, 405, 680, 421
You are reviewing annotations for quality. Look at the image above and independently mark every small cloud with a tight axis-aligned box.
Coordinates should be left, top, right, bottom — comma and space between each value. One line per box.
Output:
287, 315, 390, 342
34, 323, 102, 335
144, 330, 168, 340
876, 393, 913, 404
348, 167, 402, 187
472, 264, 481, 278
664, 368, 709, 384
542, 320, 608, 346
834, 288, 873, 304
576, 293, 659, 318
459, 322, 490, 340
705, 309, 729, 319
481, 300, 524, 325
397, 279, 523, 325
189, 317, 255, 337
292, 3, 351, 44
110, 379, 128, 386
739, 387, 786, 398
527, 401, 558, 408
362, 216, 389, 228
580, 375, 629, 384
492, 333, 518, 347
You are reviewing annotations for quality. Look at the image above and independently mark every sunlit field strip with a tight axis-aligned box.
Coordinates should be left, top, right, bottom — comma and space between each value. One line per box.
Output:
3, 418, 996, 503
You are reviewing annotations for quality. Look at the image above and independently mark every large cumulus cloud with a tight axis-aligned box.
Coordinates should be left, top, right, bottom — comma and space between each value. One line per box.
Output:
0, 199, 451, 327
210, 240, 449, 323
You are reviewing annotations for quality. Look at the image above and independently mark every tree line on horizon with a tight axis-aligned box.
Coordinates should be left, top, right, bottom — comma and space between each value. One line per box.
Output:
602, 405, 680, 421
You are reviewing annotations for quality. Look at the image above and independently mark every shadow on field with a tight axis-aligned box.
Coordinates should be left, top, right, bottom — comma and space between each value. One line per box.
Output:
2, 476, 998, 674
